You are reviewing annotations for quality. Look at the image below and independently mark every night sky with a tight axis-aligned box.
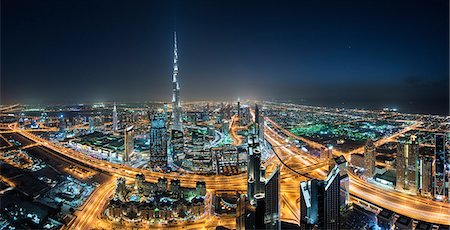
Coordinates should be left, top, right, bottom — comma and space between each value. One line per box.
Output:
1, 0, 449, 115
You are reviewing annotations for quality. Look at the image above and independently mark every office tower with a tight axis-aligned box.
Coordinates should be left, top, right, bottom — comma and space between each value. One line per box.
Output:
254, 193, 266, 229
419, 156, 433, 196
334, 155, 349, 210
112, 102, 118, 132
320, 146, 333, 161
88, 117, 95, 131
170, 178, 180, 194
134, 173, 145, 192
300, 165, 340, 230
254, 104, 265, 143
196, 180, 206, 196
115, 177, 127, 201
123, 126, 134, 163
172, 32, 182, 132
59, 114, 66, 132
237, 98, 241, 118
434, 134, 447, 200
157, 177, 168, 192
247, 135, 261, 202
150, 114, 168, 168
264, 165, 280, 230
236, 194, 248, 230
171, 129, 184, 164
364, 138, 376, 178
396, 135, 419, 192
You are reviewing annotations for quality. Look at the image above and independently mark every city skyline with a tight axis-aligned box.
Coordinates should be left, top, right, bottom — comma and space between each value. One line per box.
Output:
2, 0, 449, 115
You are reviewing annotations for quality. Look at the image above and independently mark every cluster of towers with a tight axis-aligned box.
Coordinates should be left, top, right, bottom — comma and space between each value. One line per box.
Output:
363, 133, 448, 200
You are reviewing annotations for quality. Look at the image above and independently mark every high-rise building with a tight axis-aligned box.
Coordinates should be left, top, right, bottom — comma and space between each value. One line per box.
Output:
334, 155, 349, 211
247, 135, 261, 202
396, 135, 419, 192
433, 134, 447, 200
171, 129, 184, 165
112, 102, 118, 132
254, 104, 265, 144
150, 114, 168, 168
364, 138, 376, 178
419, 156, 433, 196
171, 32, 182, 132
300, 165, 340, 230
115, 177, 127, 201
123, 126, 134, 163
264, 165, 280, 230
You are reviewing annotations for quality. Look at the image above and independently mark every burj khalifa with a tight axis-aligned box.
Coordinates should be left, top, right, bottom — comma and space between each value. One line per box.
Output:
172, 32, 182, 131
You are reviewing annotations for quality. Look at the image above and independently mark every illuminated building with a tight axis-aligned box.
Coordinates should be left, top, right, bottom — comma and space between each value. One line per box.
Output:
172, 32, 182, 132
123, 126, 134, 163
112, 102, 118, 132
149, 114, 167, 168
170, 178, 180, 194
59, 114, 66, 132
300, 165, 340, 230
419, 156, 433, 197
196, 180, 206, 197
247, 135, 261, 202
396, 135, 419, 193
134, 173, 145, 192
264, 165, 280, 230
157, 177, 168, 192
236, 194, 249, 230
364, 138, 376, 178
433, 134, 447, 200
334, 155, 349, 210
115, 177, 128, 201
171, 129, 184, 164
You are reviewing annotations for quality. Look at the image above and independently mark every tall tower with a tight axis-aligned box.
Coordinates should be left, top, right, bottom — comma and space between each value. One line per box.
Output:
172, 32, 182, 131
112, 102, 118, 132
124, 126, 134, 163
364, 138, 376, 178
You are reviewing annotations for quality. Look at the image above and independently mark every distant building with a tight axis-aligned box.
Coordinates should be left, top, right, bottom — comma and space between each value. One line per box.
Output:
300, 165, 340, 230
149, 114, 168, 168
123, 126, 134, 163
396, 135, 419, 193
364, 138, 376, 178
112, 102, 118, 132
433, 134, 447, 200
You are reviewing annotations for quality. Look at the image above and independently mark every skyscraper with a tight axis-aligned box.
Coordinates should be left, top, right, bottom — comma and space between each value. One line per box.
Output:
396, 135, 419, 192
264, 165, 280, 230
254, 104, 265, 144
419, 156, 433, 197
112, 102, 118, 132
172, 32, 182, 132
150, 114, 168, 168
123, 126, 134, 163
364, 138, 376, 178
247, 135, 261, 202
434, 134, 447, 200
334, 155, 349, 211
300, 165, 340, 230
